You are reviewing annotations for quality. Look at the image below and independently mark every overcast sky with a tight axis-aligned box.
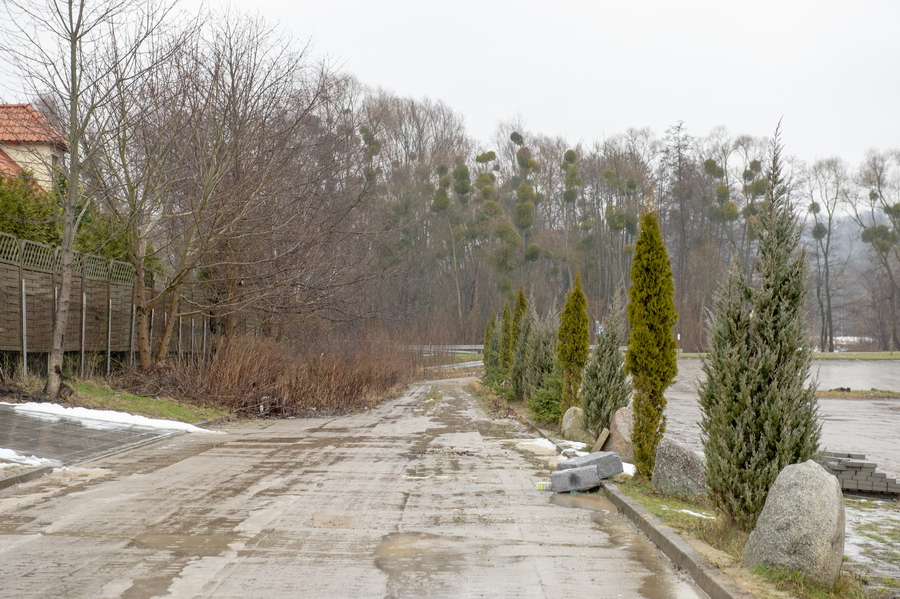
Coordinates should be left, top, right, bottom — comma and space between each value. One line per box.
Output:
3, 0, 897, 168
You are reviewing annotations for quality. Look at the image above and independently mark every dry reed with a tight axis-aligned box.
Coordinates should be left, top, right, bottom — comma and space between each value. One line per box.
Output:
113, 335, 419, 417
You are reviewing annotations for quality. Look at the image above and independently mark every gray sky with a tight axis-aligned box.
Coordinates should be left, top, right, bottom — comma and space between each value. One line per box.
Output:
3, 0, 897, 167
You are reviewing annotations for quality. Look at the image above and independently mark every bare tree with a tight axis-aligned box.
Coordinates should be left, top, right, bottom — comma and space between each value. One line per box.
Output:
805, 157, 852, 352
851, 150, 900, 351
1, 0, 178, 395
87, 13, 381, 365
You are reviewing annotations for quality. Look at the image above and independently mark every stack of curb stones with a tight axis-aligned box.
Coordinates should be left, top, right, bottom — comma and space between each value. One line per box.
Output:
820, 451, 900, 497
551, 451, 623, 493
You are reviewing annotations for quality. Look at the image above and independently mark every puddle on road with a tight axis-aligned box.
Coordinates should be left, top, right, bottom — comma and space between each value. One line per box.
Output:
552, 493, 705, 599
129, 532, 236, 557
375, 531, 469, 598
843, 498, 900, 591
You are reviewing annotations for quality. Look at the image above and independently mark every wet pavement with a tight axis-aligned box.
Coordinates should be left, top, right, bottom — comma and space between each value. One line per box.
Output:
665, 357, 900, 479
0, 403, 183, 467
0, 378, 705, 599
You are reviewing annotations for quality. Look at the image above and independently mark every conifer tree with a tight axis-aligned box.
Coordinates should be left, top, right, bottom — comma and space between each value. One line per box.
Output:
511, 305, 534, 402
526, 309, 559, 398
499, 301, 514, 382
626, 211, 678, 478
581, 290, 630, 435
512, 285, 527, 348
699, 132, 820, 531
557, 272, 590, 414
482, 313, 500, 385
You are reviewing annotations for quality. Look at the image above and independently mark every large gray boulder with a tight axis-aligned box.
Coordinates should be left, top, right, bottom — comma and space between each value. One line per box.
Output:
742, 460, 845, 588
560, 406, 594, 445
602, 407, 634, 463
651, 437, 707, 498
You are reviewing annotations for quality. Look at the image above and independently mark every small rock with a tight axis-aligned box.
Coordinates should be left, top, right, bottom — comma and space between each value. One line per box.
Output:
651, 437, 706, 498
602, 407, 633, 463
742, 460, 845, 588
560, 406, 594, 445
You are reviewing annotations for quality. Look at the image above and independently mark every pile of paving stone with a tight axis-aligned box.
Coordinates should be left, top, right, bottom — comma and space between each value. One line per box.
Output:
820, 451, 900, 497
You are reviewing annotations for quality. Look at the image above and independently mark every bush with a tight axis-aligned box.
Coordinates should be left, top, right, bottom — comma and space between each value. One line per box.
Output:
112, 334, 417, 417
528, 374, 562, 424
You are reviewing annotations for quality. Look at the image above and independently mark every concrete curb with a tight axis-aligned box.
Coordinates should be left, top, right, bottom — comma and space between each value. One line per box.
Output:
510, 404, 751, 599
600, 481, 754, 599
0, 465, 54, 490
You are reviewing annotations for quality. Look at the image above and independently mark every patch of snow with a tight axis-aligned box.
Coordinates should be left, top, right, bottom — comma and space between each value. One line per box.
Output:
678, 508, 716, 520
622, 462, 637, 476
0, 448, 62, 469
557, 440, 587, 450
1, 402, 218, 433
518, 438, 557, 452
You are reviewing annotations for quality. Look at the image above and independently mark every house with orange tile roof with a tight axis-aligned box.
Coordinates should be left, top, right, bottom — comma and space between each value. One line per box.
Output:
0, 103, 68, 192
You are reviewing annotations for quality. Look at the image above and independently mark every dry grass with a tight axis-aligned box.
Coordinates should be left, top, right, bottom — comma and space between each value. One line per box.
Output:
112, 335, 419, 417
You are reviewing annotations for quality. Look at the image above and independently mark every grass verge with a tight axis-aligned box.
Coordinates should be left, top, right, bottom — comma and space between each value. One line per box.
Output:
71, 381, 231, 423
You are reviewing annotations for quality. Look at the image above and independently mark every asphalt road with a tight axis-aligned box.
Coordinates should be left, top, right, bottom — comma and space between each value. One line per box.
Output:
0, 378, 703, 599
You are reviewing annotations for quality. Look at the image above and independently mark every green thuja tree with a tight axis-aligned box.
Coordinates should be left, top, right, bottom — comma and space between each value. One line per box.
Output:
499, 301, 514, 383
581, 290, 630, 435
482, 313, 501, 385
626, 210, 678, 478
557, 272, 590, 416
699, 132, 821, 532
511, 300, 533, 402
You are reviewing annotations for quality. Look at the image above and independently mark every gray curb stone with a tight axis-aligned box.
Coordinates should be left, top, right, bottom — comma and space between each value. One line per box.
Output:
512, 408, 751, 599
601, 481, 755, 599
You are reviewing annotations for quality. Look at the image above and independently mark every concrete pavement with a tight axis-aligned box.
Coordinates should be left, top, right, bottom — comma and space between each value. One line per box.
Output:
0, 378, 704, 598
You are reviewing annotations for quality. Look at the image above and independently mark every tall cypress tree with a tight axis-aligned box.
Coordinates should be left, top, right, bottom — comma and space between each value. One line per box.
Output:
499, 301, 514, 382
511, 305, 534, 402
482, 312, 500, 385
626, 210, 678, 478
557, 272, 590, 415
699, 132, 820, 531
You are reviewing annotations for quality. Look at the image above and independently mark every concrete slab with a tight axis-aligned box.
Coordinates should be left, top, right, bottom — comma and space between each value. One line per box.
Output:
557, 450, 624, 479
551, 464, 602, 492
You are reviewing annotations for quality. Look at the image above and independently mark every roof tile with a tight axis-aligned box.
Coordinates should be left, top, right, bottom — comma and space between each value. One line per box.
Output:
0, 103, 67, 149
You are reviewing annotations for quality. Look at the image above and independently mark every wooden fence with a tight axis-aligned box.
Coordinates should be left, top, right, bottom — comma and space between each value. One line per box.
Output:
0, 231, 206, 374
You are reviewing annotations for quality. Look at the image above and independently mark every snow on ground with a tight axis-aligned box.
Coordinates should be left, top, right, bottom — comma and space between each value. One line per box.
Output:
0, 448, 62, 469
517, 438, 558, 454
1, 402, 219, 433
622, 462, 636, 476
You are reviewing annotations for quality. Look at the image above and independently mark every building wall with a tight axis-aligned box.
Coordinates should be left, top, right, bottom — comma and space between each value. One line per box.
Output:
0, 143, 62, 192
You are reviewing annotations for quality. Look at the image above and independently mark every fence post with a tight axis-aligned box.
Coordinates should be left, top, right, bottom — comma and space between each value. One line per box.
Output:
107, 298, 112, 376
20, 279, 27, 378
129, 304, 136, 367
80, 292, 86, 378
